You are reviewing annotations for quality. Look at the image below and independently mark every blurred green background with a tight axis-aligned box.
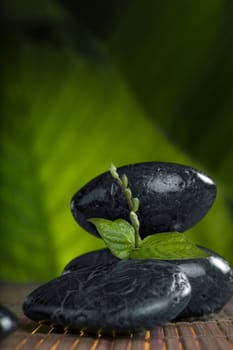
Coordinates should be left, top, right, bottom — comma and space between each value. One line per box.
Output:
1, 0, 233, 282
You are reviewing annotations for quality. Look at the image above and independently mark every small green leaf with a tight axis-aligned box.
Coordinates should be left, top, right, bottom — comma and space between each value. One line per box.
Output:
130, 232, 210, 260
88, 218, 135, 259
109, 163, 120, 181
132, 197, 139, 212
121, 174, 128, 188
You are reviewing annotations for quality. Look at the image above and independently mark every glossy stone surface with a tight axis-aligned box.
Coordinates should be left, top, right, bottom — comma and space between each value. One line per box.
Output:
63, 248, 118, 275
65, 247, 233, 318
23, 247, 233, 332
0, 305, 17, 339
71, 162, 216, 238
63, 248, 233, 319
175, 246, 233, 319
23, 259, 191, 334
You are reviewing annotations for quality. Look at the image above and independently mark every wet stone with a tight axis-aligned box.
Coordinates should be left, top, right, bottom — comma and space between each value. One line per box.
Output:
71, 162, 216, 238
23, 259, 191, 334
175, 246, 233, 319
0, 305, 18, 339
64, 248, 233, 320
62, 248, 118, 275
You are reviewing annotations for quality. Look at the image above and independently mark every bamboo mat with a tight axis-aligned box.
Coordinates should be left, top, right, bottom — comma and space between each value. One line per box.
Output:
0, 281, 233, 350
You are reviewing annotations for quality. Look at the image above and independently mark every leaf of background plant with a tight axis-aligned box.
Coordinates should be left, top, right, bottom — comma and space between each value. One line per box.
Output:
1, 3, 233, 282
88, 218, 135, 259
1, 38, 202, 282
130, 233, 209, 260
107, 0, 233, 197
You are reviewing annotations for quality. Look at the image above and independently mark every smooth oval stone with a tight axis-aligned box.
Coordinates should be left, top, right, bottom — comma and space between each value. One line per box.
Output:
0, 305, 18, 339
71, 162, 216, 238
63, 247, 233, 319
62, 248, 118, 275
175, 246, 233, 319
23, 260, 191, 334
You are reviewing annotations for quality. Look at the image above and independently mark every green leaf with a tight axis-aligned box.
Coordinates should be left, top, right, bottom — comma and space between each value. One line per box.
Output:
2, 3, 233, 282
109, 0, 233, 191
107, 0, 233, 264
88, 218, 135, 259
2, 39, 199, 282
130, 233, 210, 260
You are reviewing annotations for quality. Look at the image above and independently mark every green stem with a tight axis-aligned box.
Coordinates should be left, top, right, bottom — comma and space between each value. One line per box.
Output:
130, 211, 141, 248
110, 163, 141, 248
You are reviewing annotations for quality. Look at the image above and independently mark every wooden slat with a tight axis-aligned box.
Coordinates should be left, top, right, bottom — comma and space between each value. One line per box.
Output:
164, 325, 181, 350
1, 282, 233, 350
217, 320, 233, 342
191, 321, 232, 350
150, 327, 165, 350
111, 338, 131, 350
178, 322, 201, 350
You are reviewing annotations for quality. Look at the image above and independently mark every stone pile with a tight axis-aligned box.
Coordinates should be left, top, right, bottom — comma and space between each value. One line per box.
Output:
23, 162, 233, 335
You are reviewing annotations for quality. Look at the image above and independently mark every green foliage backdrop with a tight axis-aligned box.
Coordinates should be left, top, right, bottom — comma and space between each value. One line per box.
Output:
1, 0, 233, 281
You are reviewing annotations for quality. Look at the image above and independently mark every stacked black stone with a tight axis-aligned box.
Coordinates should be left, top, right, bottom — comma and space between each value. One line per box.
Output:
0, 305, 18, 339
23, 162, 233, 335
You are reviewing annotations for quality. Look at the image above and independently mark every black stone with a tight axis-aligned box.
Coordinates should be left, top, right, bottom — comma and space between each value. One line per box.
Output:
71, 162, 216, 238
175, 246, 233, 319
23, 259, 191, 334
0, 305, 18, 339
63, 248, 233, 319
62, 248, 118, 275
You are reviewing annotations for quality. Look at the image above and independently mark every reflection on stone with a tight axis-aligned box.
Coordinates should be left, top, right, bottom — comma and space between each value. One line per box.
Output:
71, 162, 216, 237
